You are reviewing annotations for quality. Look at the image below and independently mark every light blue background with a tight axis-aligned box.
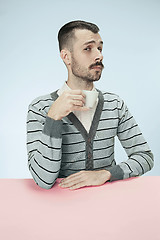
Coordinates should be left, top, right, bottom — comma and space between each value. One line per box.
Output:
0, 0, 159, 178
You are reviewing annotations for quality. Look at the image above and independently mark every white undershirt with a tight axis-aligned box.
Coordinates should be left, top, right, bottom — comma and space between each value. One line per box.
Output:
57, 82, 99, 133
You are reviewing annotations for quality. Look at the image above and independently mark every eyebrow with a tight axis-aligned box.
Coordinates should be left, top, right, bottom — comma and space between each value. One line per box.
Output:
83, 40, 103, 46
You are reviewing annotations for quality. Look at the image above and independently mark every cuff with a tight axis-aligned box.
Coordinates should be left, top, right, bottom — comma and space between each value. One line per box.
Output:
42, 116, 63, 138
106, 165, 124, 182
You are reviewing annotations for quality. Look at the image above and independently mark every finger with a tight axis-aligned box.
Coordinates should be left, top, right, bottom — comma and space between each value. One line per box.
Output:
72, 100, 84, 107
78, 106, 90, 111
60, 171, 85, 184
71, 94, 85, 100
71, 95, 86, 104
69, 181, 86, 190
59, 178, 82, 188
60, 174, 82, 185
69, 90, 86, 98
72, 106, 89, 111
60, 180, 85, 189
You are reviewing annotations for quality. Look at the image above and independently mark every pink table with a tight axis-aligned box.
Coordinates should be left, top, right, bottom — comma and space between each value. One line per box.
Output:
0, 177, 160, 240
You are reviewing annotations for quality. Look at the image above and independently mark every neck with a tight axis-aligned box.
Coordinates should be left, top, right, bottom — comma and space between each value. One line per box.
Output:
66, 73, 94, 91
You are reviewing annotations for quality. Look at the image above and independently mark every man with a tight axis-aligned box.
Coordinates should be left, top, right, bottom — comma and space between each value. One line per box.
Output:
26, 20, 154, 190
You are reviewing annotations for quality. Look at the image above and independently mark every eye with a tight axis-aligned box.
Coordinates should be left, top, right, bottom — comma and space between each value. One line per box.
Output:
98, 47, 102, 52
84, 47, 91, 51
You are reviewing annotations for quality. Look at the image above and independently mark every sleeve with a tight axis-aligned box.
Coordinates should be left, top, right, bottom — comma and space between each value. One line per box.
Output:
107, 97, 154, 182
26, 102, 63, 189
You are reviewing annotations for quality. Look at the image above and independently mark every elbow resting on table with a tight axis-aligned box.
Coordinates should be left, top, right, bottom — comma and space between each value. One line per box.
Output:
29, 164, 59, 189
35, 178, 57, 190
30, 171, 58, 190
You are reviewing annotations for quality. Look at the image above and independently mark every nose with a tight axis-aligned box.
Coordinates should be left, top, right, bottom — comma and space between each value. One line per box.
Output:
95, 49, 103, 62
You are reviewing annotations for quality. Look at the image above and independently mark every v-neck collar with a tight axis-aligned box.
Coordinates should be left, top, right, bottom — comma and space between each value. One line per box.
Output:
51, 89, 104, 142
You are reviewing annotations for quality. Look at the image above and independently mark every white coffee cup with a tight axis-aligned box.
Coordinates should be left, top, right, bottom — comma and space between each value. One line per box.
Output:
82, 90, 99, 109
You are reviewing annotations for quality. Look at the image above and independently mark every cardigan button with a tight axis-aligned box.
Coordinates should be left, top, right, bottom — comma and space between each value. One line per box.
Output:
88, 153, 91, 159
88, 138, 91, 143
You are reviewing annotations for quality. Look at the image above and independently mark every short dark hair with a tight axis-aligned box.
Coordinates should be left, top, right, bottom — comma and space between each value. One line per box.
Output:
58, 20, 100, 52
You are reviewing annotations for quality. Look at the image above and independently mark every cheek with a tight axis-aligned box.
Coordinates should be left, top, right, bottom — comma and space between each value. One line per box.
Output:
78, 57, 88, 66
80, 55, 92, 65
73, 51, 92, 67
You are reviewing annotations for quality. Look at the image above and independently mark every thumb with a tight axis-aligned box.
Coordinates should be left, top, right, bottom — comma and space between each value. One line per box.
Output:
80, 106, 90, 111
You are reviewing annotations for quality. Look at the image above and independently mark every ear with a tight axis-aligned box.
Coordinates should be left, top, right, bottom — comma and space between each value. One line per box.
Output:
60, 49, 71, 65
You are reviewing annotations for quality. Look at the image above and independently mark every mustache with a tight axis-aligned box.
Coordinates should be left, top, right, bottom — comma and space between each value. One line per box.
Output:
89, 61, 104, 69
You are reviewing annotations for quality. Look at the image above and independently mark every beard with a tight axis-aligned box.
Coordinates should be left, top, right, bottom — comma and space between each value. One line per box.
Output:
70, 55, 104, 83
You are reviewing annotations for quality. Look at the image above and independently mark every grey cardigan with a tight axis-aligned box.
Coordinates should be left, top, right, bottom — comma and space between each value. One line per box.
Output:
26, 89, 154, 189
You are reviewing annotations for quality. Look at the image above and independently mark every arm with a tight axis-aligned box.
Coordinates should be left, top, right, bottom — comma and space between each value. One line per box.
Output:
27, 102, 63, 189
26, 90, 88, 189
107, 97, 154, 182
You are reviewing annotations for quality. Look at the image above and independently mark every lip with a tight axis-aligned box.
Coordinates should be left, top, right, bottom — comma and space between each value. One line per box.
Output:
91, 66, 102, 70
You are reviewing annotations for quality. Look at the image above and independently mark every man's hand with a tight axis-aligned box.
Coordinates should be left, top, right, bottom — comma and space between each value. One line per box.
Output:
58, 170, 111, 190
48, 90, 89, 120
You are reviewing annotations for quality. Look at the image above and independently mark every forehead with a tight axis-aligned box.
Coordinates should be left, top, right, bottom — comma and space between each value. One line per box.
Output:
74, 29, 103, 47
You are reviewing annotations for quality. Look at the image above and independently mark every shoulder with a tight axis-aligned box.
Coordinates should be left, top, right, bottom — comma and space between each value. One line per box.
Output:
99, 90, 122, 102
98, 90, 127, 113
28, 92, 56, 116
29, 91, 57, 108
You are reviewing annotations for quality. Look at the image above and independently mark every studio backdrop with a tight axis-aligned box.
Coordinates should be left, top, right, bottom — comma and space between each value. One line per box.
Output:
0, 0, 159, 178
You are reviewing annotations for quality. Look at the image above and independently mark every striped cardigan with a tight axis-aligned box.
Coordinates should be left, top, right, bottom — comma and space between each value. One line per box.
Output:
26, 89, 154, 189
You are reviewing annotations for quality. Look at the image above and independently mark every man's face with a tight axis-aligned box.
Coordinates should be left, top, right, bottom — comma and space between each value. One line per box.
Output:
70, 29, 104, 83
